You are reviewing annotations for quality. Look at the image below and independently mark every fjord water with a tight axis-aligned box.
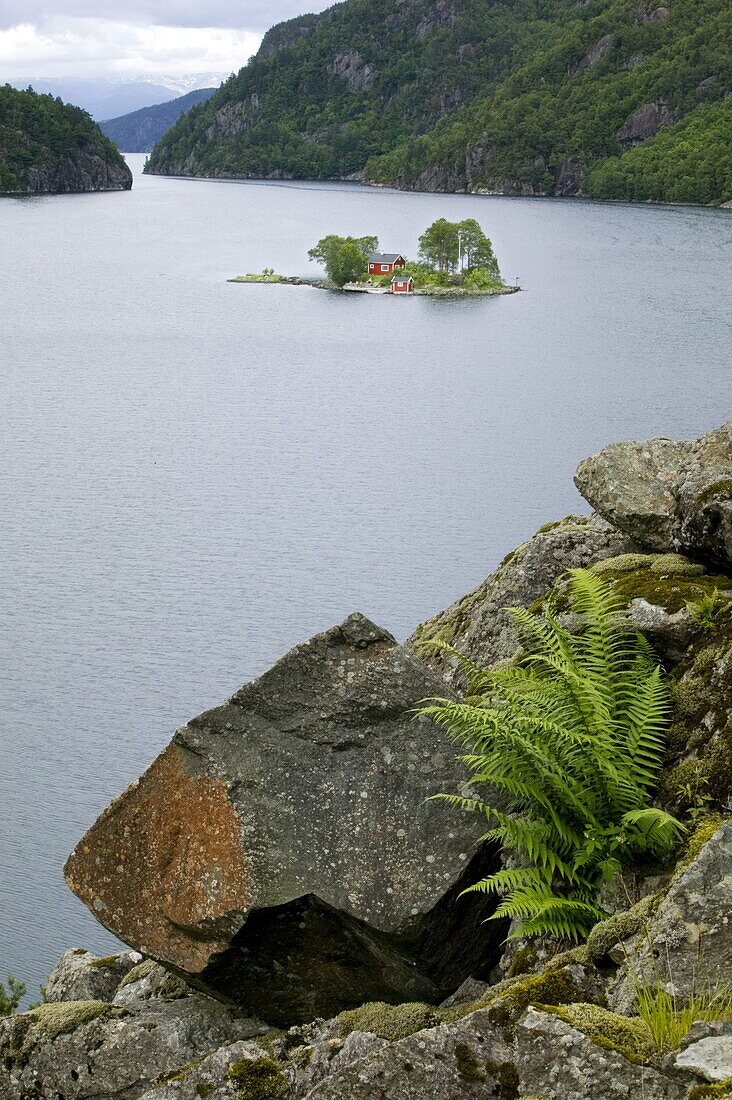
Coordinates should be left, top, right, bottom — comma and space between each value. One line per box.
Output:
1, 155, 730, 998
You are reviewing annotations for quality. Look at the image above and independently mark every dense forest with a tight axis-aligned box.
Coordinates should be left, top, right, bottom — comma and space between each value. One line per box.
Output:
0, 85, 131, 194
146, 0, 731, 204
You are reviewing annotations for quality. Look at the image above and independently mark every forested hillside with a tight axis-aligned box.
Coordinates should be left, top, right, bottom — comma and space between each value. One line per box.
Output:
145, 0, 731, 204
0, 85, 132, 194
100, 88, 217, 153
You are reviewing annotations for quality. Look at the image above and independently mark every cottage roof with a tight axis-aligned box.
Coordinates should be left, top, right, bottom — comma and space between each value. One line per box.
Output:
392, 274, 413, 283
369, 252, 404, 264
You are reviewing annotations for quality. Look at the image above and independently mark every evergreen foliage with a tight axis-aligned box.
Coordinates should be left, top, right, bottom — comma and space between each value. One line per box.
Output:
422, 569, 683, 942
0, 973, 25, 1016
145, 0, 731, 204
0, 84, 128, 193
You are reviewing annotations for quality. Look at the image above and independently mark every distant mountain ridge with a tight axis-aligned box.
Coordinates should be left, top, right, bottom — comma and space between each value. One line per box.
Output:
0, 85, 132, 194
100, 89, 218, 153
145, 0, 732, 205
7, 75, 228, 121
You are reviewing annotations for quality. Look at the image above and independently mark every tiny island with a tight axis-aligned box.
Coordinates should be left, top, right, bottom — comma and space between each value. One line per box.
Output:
229, 218, 520, 298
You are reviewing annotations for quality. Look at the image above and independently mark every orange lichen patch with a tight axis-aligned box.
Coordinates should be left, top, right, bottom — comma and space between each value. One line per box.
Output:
64, 744, 251, 973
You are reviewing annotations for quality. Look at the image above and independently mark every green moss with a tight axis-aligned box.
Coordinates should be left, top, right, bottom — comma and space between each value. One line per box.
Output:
454, 1042, 484, 1081
445, 965, 593, 1029
543, 944, 591, 971
197, 1086, 213, 1099
676, 813, 726, 872
585, 895, 658, 961
696, 480, 732, 509
687, 1080, 732, 1099
484, 1057, 520, 1098
607, 570, 732, 613
649, 554, 705, 576
71, 948, 88, 956
118, 957, 157, 989
507, 943, 538, 978
227, 1056, 290, 1099
88, 954, 123, 969
538, 1003, 654, 1064
589, 554, 657, 575
26, 1001, 121, 1044
337, 1001, 440, 1042
536, 515, 588, 536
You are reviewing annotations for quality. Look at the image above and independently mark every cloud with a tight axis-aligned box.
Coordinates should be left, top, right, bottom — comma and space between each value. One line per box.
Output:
0, 2, 333, 33
0, 2, 335, 79
0, 17, 262, 78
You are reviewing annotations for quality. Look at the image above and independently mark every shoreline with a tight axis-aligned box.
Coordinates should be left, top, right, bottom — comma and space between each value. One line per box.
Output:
227, 274, 521, 298
144, 168, 730, 211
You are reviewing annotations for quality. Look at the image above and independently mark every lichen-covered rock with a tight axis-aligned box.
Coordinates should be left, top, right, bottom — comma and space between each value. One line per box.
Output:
575, 421, 732, 568
610, 823, 732, 1010
515, 1007, 689, 1099
65, 614, 499, 1022
408, 514, 637, 687
675, 1024, 732, 1083
113, 957, 190, 1005
0, 995, 269, 1100
138, 1039, 281, 1099
301, 1007, 514, 1099
45, 948, 141, 1003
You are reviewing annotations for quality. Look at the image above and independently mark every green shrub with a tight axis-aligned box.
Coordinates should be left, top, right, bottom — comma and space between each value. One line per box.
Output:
424, 569, 683, 941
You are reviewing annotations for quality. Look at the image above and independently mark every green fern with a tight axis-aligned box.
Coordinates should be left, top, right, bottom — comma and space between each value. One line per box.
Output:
423, 568, 683, 942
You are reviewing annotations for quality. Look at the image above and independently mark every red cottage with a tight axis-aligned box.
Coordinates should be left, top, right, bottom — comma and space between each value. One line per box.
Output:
391, 275, 414, 295
368, 252, 406, 276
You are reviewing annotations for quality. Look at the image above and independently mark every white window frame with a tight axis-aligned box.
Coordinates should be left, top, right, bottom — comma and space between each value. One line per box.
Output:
381, 264, 390, 272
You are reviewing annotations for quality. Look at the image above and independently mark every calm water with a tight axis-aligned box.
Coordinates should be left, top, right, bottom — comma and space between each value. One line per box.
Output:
1, 155, 730, 1001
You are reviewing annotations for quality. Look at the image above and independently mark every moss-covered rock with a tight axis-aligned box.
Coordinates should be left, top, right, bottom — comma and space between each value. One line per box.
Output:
537, 1002, 654, 1063
688, 1082, 732, 1099
585, 895, 658, 961
26, 1000, 121, 1044
227, 1055, 290, 1098
444, 964, 601, 1030
118, 958, 158, 989
336, 1001, 440, 1042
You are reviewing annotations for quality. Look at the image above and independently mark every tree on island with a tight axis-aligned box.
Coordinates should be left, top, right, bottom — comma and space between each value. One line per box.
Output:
418, 218, 500, 278
308, 234, 378, 287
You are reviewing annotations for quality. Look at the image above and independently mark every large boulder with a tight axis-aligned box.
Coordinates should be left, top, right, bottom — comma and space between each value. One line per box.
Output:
408, 514, 637, 686
65, 614, 502, 1023
575, 420, 732, 568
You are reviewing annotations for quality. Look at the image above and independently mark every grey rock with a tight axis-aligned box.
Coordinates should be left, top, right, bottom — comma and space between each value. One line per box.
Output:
65, 614, 498, 1022
408, 514, 637, 688
328, 50, 376, 91
574, 421, 732, 567
289, 1030, 388, 1098
140, 1040, 287, 1100
617, 100, 676, 147
626, 598, 698, 660
113, 959, 191, 1005
45, 949, 142, 1003
515, 1007, 689, 1099
610, 823, 732, 1010
674, 1028, 732, 1081
0, 996, 268, 1100
439, 976, 491, 1008
303, 1007, 514, 1099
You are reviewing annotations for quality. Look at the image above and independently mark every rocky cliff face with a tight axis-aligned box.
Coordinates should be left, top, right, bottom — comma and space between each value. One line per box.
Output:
7, 150, 132, 194
3, 421, 731, 1098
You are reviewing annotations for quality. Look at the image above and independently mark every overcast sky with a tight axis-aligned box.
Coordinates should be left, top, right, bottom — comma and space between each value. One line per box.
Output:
0, 1, 334, 80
